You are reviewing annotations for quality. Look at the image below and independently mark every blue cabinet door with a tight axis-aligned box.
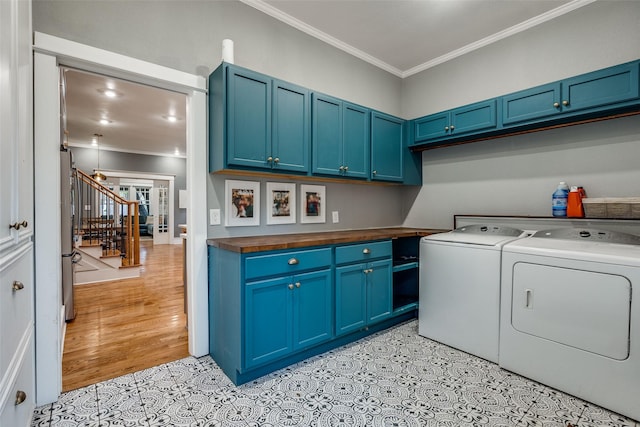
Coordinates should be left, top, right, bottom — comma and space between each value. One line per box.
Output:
245, 276, 293, 369
293, 269, 333, 349
414, 112, 449, 142
502, 82, 561, 125
227, 67, 271, 169
562, 62, 640, 113
335, 263, 367, 336
371, 112, 403, 182
312, 94, 343, 176
272, 80, 310, 173
342, 102, 370, 179
367, 259, 392, 324
451, 99, 498, 135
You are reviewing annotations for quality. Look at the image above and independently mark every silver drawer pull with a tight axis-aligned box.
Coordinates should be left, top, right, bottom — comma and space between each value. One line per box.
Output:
288, 258, 299, 265
363, 268, 373, 274
15, 390, 27, 405
288, 284, 294, 290
362, 248, 371, 255
12, 281, 24, 291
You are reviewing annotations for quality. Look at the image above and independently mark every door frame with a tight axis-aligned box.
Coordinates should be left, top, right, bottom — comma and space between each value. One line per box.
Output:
33, 32, 208, 404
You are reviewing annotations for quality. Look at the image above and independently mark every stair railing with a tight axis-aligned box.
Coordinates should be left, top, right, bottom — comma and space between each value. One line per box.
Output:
76, 170, 140, 267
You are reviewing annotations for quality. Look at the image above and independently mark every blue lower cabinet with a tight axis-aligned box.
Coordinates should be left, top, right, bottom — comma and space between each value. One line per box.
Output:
336, 258, 392, 336
209, 240, 415, 385
245, 269, 332, 370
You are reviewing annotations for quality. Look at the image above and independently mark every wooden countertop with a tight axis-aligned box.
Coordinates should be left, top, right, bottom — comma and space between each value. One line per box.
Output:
207, 227, 448, 253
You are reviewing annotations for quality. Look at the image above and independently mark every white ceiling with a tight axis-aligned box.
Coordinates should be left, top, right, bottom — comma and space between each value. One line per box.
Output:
63, 68, 187, 158
64, 0, 592, 157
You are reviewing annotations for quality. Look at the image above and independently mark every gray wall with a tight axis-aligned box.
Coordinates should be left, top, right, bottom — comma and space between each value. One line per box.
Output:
35, 1, 640, 235
71, 146, 187, 237
33, 0, 408, 238
32, 0, 402, 116
401, 1, 640, 230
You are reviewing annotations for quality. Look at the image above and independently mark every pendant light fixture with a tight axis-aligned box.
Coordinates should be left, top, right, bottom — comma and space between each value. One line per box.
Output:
91, 133, 107, 181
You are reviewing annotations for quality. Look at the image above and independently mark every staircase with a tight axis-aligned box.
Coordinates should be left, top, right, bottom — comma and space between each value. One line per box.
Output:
74, 170, 141, 284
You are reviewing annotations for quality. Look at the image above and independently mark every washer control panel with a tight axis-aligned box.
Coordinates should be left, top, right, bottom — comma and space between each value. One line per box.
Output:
534, 228, 640, 245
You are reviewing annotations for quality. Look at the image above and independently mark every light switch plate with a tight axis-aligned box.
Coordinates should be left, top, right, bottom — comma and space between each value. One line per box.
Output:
332, 211, 339, 223
210, 209, 221, 225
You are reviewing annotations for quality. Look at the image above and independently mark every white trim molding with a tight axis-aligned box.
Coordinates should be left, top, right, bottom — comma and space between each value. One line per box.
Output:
238, 0, 597, 78
33, 33, 209, 405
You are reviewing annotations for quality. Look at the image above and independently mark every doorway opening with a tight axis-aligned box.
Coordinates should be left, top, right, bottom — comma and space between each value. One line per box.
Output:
60, 67, 189, 390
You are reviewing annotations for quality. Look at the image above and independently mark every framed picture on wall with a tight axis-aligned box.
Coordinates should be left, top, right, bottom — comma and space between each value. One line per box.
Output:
300, 184, 325, 224
225, 180, 260, 226
266, 182, 296, 225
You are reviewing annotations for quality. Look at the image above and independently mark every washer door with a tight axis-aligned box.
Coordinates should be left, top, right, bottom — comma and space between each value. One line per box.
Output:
511, 262, 631, 360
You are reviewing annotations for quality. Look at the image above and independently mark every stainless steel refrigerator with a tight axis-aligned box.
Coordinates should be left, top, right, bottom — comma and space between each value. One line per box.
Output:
61, 147, 80, 321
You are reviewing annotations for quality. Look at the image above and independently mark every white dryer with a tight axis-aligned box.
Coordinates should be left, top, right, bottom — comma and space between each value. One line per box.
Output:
500, 228, 640, 422
419, 225, 525, 363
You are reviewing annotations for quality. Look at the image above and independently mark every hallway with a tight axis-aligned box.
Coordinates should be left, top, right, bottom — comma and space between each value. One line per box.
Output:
62, 241, 189, 391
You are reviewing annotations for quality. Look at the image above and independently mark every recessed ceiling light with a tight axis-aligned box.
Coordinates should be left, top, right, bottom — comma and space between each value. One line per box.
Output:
174, 148, 180, 156
165, 115, 179, 123
104, 89, 117, 98
99, 118, 111, 125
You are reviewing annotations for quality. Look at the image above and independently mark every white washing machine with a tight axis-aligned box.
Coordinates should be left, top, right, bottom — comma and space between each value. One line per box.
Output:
500, 228, 640, 422
419, 225, 525, 363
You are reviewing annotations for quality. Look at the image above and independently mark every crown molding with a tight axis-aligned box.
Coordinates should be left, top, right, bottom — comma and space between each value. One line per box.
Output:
238, 0, 404, 77
238, 0, 596, 79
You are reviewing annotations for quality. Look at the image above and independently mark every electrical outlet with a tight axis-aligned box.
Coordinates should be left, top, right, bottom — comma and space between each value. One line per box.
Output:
210, 209, 221, 225
332, 211, 339, 223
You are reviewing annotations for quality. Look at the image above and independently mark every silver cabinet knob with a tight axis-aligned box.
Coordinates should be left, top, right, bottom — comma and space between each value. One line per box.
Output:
339, 165, 344, 171
267, 156, 273, 163
344, 166, 348, 171
288, 284, 294, 290
15, 390, 27, 405
553, 102, 560, 108
562, 100, 569, 106
274, 157, 280, 164
288, 258, 299, 265
295, 282, 301, 288
444, 126, 449, 131
12, 281, 24, 291
450, 125, 455, 131
362, 248, 371, 254
372, 170, 377, 175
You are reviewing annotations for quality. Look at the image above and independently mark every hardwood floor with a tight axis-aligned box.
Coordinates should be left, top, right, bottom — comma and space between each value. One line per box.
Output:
62, 240, 189, 391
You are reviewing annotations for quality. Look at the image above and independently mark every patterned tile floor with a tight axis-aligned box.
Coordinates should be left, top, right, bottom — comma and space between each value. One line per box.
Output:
32, 320, 639, 427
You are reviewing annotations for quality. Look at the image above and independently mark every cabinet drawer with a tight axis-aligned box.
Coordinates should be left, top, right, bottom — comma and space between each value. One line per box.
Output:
335, 240, 391, 265
0, 336, 34, 427
245, 248, 332, 280
1, 244, 33, 376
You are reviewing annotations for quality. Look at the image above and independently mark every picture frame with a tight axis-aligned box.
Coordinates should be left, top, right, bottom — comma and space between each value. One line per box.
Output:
300, 184, 325, 224
225, 180, 260, 226
266, 182, 296, 225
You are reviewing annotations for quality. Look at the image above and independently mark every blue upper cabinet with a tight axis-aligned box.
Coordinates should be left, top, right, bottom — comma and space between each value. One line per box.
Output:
503, 63, 639, 127
561, 62, 639, 113
210, 63, 309, 174
312, 94, 370, 179
411, 60, 640, 149
272, 80, 310, 173
342, 102, 370, 179
226, 67, 272, 169
413, 99, 497, 145
371, 112, 404, 182
503, 82, 561, 125
312, 94, 343, 176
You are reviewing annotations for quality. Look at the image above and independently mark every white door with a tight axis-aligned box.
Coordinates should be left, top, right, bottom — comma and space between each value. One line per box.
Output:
152, 182, 170, 244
